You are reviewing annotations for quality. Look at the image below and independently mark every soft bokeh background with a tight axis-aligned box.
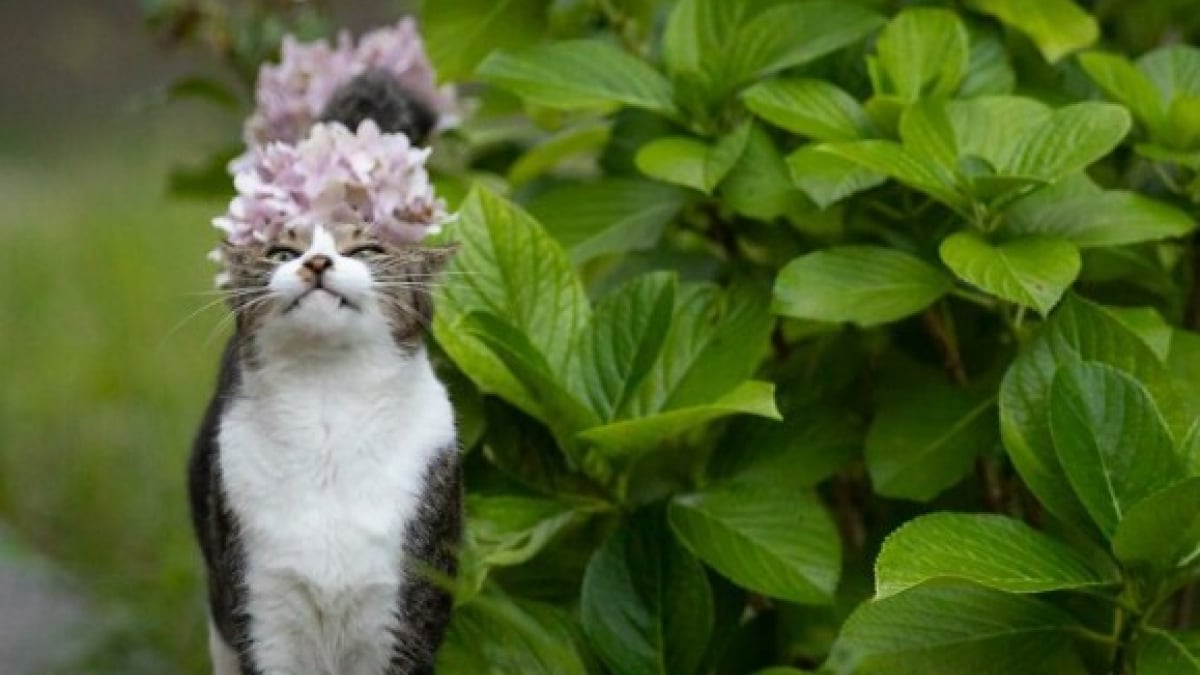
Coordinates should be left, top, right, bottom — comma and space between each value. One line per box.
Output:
0, 2, 400, 672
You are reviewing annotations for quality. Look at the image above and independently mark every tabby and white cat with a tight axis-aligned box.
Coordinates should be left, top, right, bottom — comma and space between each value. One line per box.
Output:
189, 75, 460, 675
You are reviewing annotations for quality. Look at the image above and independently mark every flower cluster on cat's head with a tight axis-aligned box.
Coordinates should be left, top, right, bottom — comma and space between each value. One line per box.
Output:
243, 17, 457, 149
214, 119, 448, 247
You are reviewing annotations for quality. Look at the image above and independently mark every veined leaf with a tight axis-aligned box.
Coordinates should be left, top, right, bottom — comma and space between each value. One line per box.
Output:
1003, 189, 1195, 248
820, 141, 966, 211
866, 379, 997, 502
721, 124, 813, 222
581, 511, 713, 675
787, 145, 886, 209
527, 178, 689, 264
434, 188, 590, 426
875, 513, 1117, 599
1078, 51, 1166, 133
1005, 103, 1130, 181
999, 295, 1187, 530
1049, 362, 1183, 537
570, 273, 677, 422
742, 78, 873, 142
1113, 478, 1200, 575
775, 246, 950, 326
1139, 46, 1200, 104
1137, 629, 1200, 675
423, 0, 547, 80
578, 380, 780, 458
479, 40, 677, 116
968, 0, 1098, 63
670, 483, 841, 604
832, 582, 1088, 675
628, 279, 775, 415
939, 232, 1080, 316
726, 1, 883, 86
870, 8, 969, 101
635, 122, 751, 194
439, 591, 590, 675
635, 136, 710, 192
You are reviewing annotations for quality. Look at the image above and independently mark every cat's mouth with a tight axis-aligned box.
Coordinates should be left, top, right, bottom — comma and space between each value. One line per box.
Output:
285, 286, 358, 313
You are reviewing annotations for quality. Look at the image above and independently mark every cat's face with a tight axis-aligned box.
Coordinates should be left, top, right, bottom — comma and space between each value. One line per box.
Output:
221, 224, 451, 353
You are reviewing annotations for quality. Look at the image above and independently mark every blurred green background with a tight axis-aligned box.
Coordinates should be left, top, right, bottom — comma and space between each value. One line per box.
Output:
0, 2, 394, 672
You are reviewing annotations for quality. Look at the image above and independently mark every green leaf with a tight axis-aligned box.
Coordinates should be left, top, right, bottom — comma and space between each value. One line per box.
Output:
571, 273, 677, 422
422, 0, 547, 81
1049, 362, 1182, 537
875, 513, 1117, 599
1003, 189, 1195, 248
507, 121, 612, 187
1078, 51, 1166, 133
581, 511, 713, 675
967, 0, 1098, 63
774, 246, 951, 326
669, 483, 841, 604
579, 380, 780, 458
722, 1, 883, 88
1105, 306, 1174, 361
1005, 103, 1131, 181
439, 591, 590, 675
466, 495, 588, 568
526, 179, 689, 264
865, 379, 997, 502
716, 403, 863, 490
1169, 96, 1200, 151
465, 313, 599, 437
939, 232, 1080, 316
1139, 46, 1200, 104
1000, 294, 1187, 531
820, 141, 966, 211
478, 40, 677, 116
1113, 478, 1200, 575
706, 120, 754, 190
435, 188, 591, 426
720, 124, 813, 222
742, 78, 872, 142
786, 145, 886, 209
960, 33, 1016, 96
870, 8, 969, 101
899, 99, 959, 175
947, 96, 1052, 171
1137, 629, 1200, 675
832, 582, 1087, 675
463, 495, 596, 598
635, 137, 710, 192
635, 123, 751, 194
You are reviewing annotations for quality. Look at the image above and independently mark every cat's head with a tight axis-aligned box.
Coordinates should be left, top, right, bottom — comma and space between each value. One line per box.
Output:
221, 223, 453, 355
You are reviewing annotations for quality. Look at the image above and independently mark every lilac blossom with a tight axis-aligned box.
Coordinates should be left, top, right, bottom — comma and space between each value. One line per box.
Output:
214, 120, 448, 248
243, 17, 457, 150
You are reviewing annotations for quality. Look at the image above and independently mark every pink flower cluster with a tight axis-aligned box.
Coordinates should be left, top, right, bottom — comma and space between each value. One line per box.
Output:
243, 17, 456, 149
214, 120, 448, 246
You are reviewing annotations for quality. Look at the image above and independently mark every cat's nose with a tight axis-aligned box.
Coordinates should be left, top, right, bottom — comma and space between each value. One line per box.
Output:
304, 255, 333, 274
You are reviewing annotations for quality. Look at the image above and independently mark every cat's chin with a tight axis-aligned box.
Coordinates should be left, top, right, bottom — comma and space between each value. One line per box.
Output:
262, 293, 382, 346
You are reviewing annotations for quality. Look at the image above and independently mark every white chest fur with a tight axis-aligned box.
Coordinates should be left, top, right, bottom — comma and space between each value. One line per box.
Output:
218, 346, 454, 675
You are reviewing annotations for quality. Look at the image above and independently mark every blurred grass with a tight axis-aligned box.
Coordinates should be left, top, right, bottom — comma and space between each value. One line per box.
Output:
0, 118, 234, 673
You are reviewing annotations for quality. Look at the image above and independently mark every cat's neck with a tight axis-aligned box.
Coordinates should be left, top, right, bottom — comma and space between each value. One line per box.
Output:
236, 328, 430, 395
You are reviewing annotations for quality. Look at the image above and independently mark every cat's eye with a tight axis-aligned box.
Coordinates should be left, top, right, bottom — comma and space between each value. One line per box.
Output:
346, 245, 386, 260
266, 246, 301, 263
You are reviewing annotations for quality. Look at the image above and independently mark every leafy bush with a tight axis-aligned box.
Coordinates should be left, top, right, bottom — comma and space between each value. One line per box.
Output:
148, 0, 1200, 673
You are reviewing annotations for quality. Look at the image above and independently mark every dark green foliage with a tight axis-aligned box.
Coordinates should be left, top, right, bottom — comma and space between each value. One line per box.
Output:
152, 0, 1200, 672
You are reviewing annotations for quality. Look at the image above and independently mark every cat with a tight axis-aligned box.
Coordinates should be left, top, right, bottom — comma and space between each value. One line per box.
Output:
189, 74, 461, 675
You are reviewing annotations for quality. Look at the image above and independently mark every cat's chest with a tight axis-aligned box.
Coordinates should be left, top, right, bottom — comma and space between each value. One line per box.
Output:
217, 370, 453, 586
